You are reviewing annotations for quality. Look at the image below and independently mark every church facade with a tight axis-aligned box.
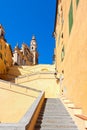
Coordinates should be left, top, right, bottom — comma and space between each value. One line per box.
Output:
13, 36, 38, 66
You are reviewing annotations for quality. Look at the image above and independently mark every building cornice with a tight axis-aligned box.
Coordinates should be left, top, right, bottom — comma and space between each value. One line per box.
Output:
53, 0, 58, 37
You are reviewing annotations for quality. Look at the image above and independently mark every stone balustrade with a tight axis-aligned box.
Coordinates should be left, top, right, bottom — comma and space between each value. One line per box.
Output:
0, 79, 45, 130
15, 72, 55, 84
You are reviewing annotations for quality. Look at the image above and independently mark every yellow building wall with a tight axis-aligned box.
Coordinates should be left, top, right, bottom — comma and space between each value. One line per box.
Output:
55, 0, 87, 115
0, 38, 13, 75
6, 44, 13, 68
0, 58, 6, 74
0, 38, 7, 74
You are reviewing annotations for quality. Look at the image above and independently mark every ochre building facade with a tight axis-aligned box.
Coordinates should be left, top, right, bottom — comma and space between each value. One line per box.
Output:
54, 0, 87, 115
0, 24, 13, 76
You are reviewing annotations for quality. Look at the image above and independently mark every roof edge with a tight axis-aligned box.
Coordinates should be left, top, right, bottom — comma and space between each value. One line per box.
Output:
53, 0, 58, 37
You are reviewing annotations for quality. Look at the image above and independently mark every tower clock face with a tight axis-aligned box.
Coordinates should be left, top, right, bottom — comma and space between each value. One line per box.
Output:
32, 41, 36, 45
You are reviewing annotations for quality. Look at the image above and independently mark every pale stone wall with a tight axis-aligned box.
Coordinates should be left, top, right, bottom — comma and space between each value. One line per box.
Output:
0, 80, 39, 123
21, 78, 60, 98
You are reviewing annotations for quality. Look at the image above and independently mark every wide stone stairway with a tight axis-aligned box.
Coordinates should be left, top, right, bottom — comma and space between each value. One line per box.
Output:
34, 98, 78, 130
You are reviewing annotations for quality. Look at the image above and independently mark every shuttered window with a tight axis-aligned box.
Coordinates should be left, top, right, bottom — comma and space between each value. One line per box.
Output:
76, 0, 79, 7
69, 0, 73, 34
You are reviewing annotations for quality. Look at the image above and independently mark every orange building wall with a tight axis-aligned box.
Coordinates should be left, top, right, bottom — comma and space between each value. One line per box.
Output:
54, 0, 87, 115
0, 38, 13, 75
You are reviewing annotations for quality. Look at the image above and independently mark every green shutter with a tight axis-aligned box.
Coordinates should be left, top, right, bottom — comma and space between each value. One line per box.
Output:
69, 0, 73, 34
76, 0, 79, 7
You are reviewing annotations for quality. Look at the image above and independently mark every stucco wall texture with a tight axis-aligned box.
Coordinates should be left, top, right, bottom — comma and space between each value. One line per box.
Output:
55, 0, 87, 115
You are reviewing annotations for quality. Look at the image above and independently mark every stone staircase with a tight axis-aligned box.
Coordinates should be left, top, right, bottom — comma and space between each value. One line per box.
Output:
34, 98, 79, 130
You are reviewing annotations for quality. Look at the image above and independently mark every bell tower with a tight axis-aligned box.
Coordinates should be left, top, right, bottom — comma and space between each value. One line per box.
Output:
30, 35, 38, 65
30, 36, 37, 51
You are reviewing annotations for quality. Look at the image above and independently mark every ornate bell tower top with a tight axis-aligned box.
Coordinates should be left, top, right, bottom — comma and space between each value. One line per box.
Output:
0, 24, 5, 38
30, 35, 37, 52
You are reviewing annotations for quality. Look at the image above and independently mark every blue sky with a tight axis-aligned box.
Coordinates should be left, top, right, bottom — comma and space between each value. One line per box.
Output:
0, 0, 56, 64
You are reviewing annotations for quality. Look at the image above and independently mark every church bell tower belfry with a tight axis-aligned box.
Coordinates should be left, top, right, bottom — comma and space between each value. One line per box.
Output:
30, 35, 38, 65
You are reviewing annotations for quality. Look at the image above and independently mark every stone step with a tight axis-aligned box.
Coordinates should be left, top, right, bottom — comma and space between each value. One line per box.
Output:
40, 110, 69, 114
37, 115, 72, 119
41, 107, 68, 109
35, 124, 77, 129
35, 122, 76, 127
43, 102, 67, 108
34, 98, 78, 130
35, 128, 78, 130
39, 113, 70, 116
37, 118, 74, 123
40, 108, 68, 111
40, 107, 69, 111
36, 119, 75, 124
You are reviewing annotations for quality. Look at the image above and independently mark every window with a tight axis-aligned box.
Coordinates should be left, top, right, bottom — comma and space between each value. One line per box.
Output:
4, 53, 6, 57
69, 0, 73, 34
61, 33, 63, 38
29, 57, 33, 62
61, 46, 65, 62
0, 52, 2, 59
76, 0, 79, 7
4, 59, 7, 65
